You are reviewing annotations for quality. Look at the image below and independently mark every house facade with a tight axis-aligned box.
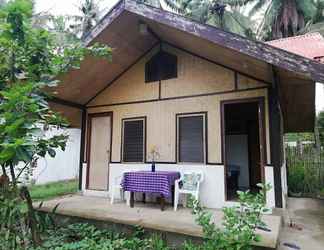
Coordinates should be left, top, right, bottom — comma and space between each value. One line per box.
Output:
83, 43, 274, 208
49, 0, 324, 209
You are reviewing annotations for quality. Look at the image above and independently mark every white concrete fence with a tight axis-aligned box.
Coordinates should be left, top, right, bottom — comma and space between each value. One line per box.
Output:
30, 128, 81, 185
0, 128, 81, 185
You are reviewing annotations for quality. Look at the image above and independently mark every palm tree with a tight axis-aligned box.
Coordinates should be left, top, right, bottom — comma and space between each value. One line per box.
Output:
249, 0, 320, 40
143, 0, 254, 37
49, 16, 80, 51
298, 0, 324, 36
70, 0, 102, 39
138, 0, 162, 8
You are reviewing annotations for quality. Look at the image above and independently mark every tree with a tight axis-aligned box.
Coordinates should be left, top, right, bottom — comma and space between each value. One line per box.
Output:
298, 0, 324, 36
48, 15, 80, 52
70, 0, 102, 39
249, 0, 321, 40
317, 111, 324, 146
138, 0, 162, 8
145, 0, 255, 37
0, 0, 111, 247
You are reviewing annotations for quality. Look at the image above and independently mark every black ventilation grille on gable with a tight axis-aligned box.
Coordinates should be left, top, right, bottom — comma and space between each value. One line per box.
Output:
145, 50, 177, 83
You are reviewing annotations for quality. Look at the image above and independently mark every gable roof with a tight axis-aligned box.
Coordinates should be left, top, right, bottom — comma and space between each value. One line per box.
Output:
267, 33, 324, 63
83, 0, 324, 83
51, 0, 323, 132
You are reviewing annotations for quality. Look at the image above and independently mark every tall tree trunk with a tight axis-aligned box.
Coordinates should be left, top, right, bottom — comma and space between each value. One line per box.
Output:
9, 49, 16, 84
272, 0, 305, 39
0, 164, 9, 192
1, 164, 6, 176
9, 163, 16, 187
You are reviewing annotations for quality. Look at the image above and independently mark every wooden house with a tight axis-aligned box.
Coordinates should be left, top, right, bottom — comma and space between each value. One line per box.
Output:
49, 0, 324, 209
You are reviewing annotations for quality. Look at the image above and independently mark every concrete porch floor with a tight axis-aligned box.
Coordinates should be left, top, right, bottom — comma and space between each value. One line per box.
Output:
34, 194, 281, 249
277, 197, 324, 250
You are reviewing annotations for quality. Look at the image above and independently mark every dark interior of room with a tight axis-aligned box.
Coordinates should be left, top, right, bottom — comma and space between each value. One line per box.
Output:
224, 102, 262, 200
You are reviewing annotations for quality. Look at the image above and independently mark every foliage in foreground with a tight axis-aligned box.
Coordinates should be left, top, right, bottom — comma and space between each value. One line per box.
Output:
0, 0, 111, 248
184, 183, 270, 250
1, 184, 270, 250
0, 223, 169, 250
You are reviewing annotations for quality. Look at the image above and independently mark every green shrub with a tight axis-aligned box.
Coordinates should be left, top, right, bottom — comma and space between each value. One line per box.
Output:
29, 223, 170, 250
187, 183, 271, 250
0, 187, 30, 250
286, 147, 324, 196
2, 185, 271, 250
288, 162, 305, 193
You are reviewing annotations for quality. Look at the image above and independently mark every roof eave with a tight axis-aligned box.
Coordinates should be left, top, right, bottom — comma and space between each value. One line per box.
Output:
83, 0, 125, 46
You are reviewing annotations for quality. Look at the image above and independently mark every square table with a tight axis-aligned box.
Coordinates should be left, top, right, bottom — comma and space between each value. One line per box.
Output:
121, 171, 180, 211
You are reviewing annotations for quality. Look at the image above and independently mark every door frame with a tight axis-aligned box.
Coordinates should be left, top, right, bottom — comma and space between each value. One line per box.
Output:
221, 97, 267, 201
86, 112, 113, 191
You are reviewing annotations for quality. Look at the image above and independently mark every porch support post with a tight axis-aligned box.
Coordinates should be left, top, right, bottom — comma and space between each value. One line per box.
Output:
78, 109, 87, 190
269, 66, 283, 208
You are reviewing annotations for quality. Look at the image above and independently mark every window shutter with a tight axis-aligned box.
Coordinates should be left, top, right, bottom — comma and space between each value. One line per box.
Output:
179, 116, 204, 163
123, 120, 144, 162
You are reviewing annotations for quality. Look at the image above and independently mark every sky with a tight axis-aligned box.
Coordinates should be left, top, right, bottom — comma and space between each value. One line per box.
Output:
35, 0, 119, 16
34, 0, 324, 113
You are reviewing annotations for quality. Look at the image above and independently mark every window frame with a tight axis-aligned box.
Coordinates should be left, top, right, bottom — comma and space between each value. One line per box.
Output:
176, 112, 207, 164
121, 117, 146, 163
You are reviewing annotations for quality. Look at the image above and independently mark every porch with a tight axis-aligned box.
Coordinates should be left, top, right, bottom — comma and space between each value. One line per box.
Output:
34, 194, 282, 249
82, 163, 277, 209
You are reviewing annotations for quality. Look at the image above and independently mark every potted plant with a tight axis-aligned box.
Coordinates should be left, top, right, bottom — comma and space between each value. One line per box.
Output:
149, 146, 160, 172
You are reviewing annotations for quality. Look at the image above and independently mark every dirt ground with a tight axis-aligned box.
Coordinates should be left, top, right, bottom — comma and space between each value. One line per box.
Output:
277, 197, 324, 250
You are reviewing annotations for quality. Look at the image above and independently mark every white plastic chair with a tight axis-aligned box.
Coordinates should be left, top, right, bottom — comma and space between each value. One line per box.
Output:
110, 173, 130, 205
174, 171, 204, 211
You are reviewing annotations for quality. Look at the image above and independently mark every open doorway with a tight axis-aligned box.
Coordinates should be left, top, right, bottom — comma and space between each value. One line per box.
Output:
222, 99, 265, 200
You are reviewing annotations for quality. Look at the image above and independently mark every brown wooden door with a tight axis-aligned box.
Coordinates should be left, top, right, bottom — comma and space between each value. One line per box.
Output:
87, 113, 112, 191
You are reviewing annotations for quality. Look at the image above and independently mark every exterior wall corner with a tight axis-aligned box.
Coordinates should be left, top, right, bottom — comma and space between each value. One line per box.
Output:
264, 165, 276, 208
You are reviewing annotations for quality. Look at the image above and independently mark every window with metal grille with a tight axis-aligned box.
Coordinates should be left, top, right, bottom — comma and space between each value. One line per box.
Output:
122, 118, 145, 162
177, 114, 206, 163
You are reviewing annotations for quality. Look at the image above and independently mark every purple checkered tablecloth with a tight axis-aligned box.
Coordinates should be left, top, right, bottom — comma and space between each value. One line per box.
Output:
121, 171, 180, 198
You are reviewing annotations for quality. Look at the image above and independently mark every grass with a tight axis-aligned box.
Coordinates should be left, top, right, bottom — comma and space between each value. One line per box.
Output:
29, 179, 78, 201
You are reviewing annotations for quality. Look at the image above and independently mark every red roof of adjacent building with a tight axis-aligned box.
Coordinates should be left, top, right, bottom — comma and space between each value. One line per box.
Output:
266, 33, 324, 63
